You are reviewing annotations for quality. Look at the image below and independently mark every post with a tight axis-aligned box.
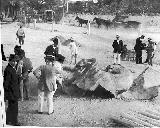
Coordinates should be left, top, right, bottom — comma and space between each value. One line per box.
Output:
51, 12, 54, 32
34, 18, 36, 29
66, 1, 69, 13
88, 20, 91, 35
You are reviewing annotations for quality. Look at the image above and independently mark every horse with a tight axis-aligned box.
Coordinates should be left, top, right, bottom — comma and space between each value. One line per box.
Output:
75, 16, 88, 27
93, 17, 112, 29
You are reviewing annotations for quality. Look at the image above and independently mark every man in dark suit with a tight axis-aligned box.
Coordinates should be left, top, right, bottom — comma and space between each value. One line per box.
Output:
112, 35, 123, 65
134, 35, 145, 64
44, 37, 59, 59
3, 54, 20, 126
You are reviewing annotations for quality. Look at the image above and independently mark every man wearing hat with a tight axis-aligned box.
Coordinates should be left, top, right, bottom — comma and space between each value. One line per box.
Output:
33, 54, 64, 115
144, 38, 155, 66
16, 25, 25, 45
112, 35, 123, 65
16, 49, 33, 101
134, 35, 145, 64
44, 37, 59, 59
3, 54, 20, 126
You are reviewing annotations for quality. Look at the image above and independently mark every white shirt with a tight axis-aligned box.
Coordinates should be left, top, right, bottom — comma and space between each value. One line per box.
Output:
69, 41, 78, 55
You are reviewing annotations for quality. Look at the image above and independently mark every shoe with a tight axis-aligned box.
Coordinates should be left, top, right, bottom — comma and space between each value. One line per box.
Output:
48, 111, 54, 115
36, 110, 43, 114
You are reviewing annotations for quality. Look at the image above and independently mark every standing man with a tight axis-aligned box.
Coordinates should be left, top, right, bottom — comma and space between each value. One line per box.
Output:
112, 35, 123, 65
3, 54, 20, 126
144, 38, 155, 66
134, 35, 145, 64
69, 37, 78, 65
16, 50, 33, 101
16, 25, 25, 45
44, 37, 59, 59
33, 55, 64, 115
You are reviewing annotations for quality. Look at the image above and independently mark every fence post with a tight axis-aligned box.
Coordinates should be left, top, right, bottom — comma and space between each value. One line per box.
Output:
88, 20, 91, 35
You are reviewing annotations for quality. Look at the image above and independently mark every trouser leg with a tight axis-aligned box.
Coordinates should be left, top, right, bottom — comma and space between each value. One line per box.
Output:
75, 54, 77, 65
23, 78, 29, 99
113, 53, 117, 64
117, 53, 121, 64
148, 53, 152, 66
19, 38, 21, 45
38, 89, 44, 113
139, 51, 142, 63
22, 38, 24, 45
20, 80, 24, 101
47, 76, 57, 114
47, 91, 55, 114
6, 100, 18, 125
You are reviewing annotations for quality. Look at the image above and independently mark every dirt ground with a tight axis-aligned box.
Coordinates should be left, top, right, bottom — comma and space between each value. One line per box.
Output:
1, 15, 160, 127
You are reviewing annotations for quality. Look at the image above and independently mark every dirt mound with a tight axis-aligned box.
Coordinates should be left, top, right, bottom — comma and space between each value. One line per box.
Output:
119, 67, 160, 100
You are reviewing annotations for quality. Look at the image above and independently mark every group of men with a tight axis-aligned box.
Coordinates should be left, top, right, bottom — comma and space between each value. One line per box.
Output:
2, 33, 78, 125
112, 34, 156, 66
3, 45, 33, 126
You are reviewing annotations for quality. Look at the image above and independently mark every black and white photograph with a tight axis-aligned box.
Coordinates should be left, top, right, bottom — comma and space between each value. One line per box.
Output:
1, 0, 160, 127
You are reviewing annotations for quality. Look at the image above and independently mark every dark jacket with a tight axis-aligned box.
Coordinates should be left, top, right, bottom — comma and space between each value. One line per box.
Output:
3, 64, 20, 101
134, 37, 145, 52
112, 40, 123, 53
44, 45, 58, 57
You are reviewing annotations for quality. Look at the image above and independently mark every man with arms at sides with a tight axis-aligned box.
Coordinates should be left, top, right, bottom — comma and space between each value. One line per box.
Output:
3, 54, 20, 126
112, 35, 123, 65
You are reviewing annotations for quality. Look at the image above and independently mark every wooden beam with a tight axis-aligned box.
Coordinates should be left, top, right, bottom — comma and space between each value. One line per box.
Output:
121, 112, 155, 127
131, 111, 160, 127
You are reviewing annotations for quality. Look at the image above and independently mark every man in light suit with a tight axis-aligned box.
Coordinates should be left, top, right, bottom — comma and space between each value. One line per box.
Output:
33, 54, 64, 115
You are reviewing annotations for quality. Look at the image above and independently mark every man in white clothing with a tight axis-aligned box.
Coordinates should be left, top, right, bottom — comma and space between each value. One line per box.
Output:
69, 37, 78, 65
33, 55, 64, 115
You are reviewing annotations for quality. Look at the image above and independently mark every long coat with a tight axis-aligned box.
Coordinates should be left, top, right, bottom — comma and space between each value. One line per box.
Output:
33, 65, 61, 92
3, 64, 20, 101
112, 40, 123, 53
134, 37, 145, 52
44, 45, 58, 57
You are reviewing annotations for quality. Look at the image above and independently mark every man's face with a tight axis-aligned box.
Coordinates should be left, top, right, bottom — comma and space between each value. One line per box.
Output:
9, 60, 17, 67
46, 60, 53, 66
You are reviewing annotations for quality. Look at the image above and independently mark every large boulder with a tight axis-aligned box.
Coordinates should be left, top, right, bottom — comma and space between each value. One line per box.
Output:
62, 58, 134, 97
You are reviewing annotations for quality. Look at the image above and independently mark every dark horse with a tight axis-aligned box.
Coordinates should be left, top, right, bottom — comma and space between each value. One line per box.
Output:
75, 16, 88, 27
93, 17, 112, 29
